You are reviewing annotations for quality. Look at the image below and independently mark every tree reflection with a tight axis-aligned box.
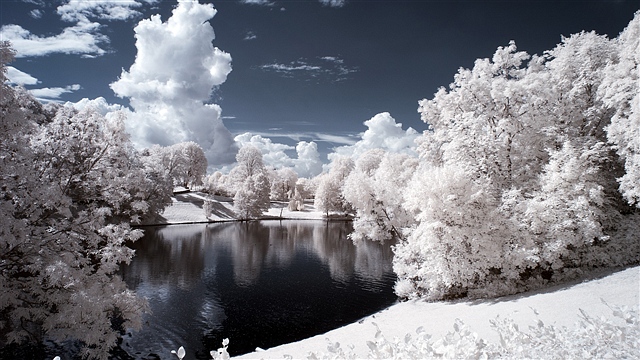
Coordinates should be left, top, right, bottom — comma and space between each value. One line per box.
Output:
124, 224, 207, 290
120, 220, 396, 358
125, 221, 394, 290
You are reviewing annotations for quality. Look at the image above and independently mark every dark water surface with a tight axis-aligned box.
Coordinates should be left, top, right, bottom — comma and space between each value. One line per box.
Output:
119, 220, 397, 359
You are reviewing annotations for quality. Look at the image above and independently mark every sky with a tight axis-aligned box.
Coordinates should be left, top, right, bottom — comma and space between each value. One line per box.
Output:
1, 0, 639, 176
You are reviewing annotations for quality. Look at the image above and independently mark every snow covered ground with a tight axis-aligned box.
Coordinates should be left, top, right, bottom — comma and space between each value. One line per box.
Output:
150, 191, 639, 359
143, 191, 327, 225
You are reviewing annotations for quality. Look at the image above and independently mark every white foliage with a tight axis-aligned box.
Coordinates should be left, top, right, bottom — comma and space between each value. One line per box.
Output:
602, 12, 640, 207
393, 20, 640, 301
343, 151, 418, 242
1, 41, 169, 359
314, 156, 354, 216
231, 145, 270, 219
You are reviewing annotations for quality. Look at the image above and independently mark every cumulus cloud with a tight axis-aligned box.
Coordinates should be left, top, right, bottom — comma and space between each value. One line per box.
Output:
234, 133, 323, 178
29, 84, 81, 101
67, 97, 125, 115
329, 112, 419, 162
293, 141, 324, 178
0, 21, 108, 58
110, 0, 237, 166
259, 56, 357, 82
6, 66, 39, 85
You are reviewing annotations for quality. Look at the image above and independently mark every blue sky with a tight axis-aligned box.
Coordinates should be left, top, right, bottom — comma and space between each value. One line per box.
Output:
2, 0, 638, 174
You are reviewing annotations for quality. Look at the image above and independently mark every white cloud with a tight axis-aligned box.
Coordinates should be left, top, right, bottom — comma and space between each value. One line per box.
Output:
21, 0, 45, 5
294, 141, 323, 178
29, 84, 81, 100
259, 56, 357, 82
319, 0, 346, 7
0, 21, 108, 58
29, 9, 44, 19
261, 62, 322, 73
6, 66, 39, 85
2, 1, 160, 59
244, 30, 257, 41
239, 0, 275, 6
67, 97, 125, 115
110, 0, 237, 166
57, 0, 159, 22
329, 112, 419, 162
243, 130, 357, 146
234, 133, 323, 178
235, 132, 294, 166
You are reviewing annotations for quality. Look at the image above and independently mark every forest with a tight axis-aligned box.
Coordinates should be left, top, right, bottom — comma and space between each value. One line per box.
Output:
1, 10, 639, 359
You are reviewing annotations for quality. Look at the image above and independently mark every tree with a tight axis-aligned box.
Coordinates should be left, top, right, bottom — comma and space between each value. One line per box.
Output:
143, 141, 208, 189
234, 171, 271, 220
0, 42, 170, 359
521, 142, 611, 270
394, 164, 525, 300
601, 12, 640, 207
174, 141, 207, 188
231, 146, 270, 219
418, 41, 550, 191
314, 156, 354, 216
343, 150, 418, 242
270, 167, 298, 203
394, 27, 640, 301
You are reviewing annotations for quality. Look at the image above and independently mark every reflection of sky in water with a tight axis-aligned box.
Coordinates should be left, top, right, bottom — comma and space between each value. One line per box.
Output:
120, 220, 396, 359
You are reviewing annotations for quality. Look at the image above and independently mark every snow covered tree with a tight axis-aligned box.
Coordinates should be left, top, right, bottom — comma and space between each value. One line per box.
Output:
270, 167, 298, 202
144, 141, 207, 189
234, 172, 271, 220
521, 142, 611, 270
174, 141, 208, 188
417, 41, 548, 191
314, 156, 354, 216
601, 12, 640, 207
395, 24, 640, 300
0, 42, 170, 359
394, 165, 526, 300
231, 146, 270, 219
288, 185, 305, 211
343, 150, 418, 242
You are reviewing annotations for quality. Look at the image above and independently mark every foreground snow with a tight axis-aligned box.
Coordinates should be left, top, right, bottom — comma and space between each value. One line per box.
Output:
234, 266, 639, 359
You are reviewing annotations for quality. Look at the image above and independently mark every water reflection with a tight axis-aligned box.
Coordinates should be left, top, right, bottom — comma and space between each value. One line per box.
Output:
121, 220, 396, 359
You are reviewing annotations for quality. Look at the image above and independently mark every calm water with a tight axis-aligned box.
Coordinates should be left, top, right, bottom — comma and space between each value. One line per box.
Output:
118, 220, 397, 359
